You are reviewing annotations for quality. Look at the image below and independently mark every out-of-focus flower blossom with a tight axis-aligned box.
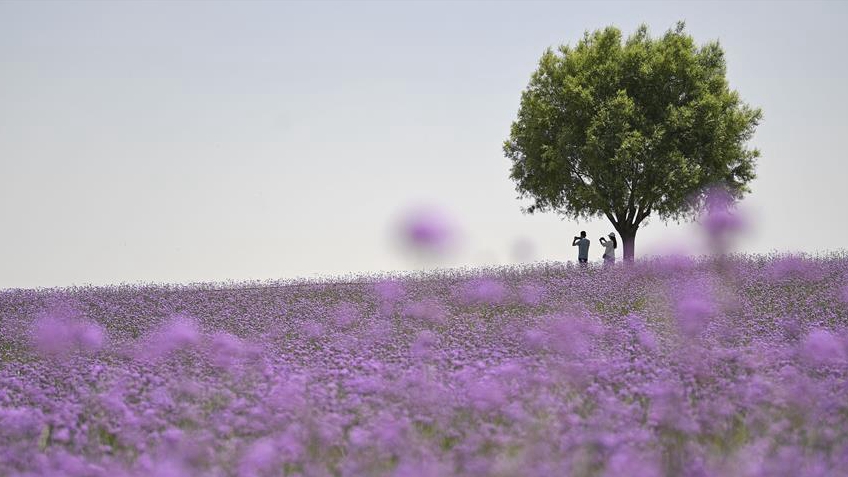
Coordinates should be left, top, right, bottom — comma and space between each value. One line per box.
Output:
603, 448, 661, 477
239, 438, 278, 476
396, 205, 459, 257
466, 378, 507, 413
800, 329, 846, 367
374, 279, 405, 302
393, 457, 450, 477
459, 278, 506, 305
0, 407, 43, 439
333, 302, 359, 329
302, 321, 324, 339
518, 282, 545, 306
373, 414, 409, 454
345, 375, 384, 395
523, 328, 548, 350
626, 314, 659, 351
546, 314, 600, 358
698, 186, 748, 254
411, 330, 438, 360
135, 314, 200, 362
30, 310, 106, 357
779, 315, 803, 341
703, 208, 746, 238
766, 254, 825, 282
647, 382, 698, 433
402, 298, 445, 325
674, 290, 716, 339
208, 331, 246, 369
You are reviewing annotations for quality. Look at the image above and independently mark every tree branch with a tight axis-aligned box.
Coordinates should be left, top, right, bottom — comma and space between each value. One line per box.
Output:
604, 210, 619, 228
635, 203, 652, 224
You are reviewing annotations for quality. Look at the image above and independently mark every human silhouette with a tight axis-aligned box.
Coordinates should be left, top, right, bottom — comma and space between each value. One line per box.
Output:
572, 231, 590, 267
599, 232, 617, 265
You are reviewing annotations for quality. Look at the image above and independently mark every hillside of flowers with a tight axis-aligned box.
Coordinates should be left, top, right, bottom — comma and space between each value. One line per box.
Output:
2, 254, 848, 476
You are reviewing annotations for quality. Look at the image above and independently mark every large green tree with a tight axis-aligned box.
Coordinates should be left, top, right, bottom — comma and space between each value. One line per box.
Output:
504, 22, 761, 261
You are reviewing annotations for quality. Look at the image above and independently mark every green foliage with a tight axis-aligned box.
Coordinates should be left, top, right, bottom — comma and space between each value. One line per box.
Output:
504, 22, 761, 230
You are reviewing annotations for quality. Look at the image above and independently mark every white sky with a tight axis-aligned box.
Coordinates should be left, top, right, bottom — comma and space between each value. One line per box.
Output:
1, 0, 846, 288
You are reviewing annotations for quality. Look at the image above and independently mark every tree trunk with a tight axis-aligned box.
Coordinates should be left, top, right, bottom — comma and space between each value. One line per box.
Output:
613, 223, 638, 262
621, 229, 636, 262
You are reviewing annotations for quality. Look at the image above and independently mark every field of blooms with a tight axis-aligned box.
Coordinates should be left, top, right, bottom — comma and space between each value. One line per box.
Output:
2, 254, 848, 476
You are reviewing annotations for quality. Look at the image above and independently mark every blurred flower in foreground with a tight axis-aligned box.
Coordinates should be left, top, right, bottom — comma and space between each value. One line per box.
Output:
604, 448, 661, 477
767, 254, 825, 282
698, 186, 748, 254
547, 314, 600, 358
411, 330, 438, 360
0, 407, 43, 440
239, 438, 278, 476
135, 314, 200, 362
374, 279, 405, 302
402, 298, 445, 325
207, 332, 247, 370
333, 302, 360, 329
626, 314, 658, 351
799, 329, 846, 367
30, 305, 105, 357
646, 382, 698, 433
458, 277, 506, 305
395, 205, 460, 258
518, 282, 545, 305
674, 290, 716, 340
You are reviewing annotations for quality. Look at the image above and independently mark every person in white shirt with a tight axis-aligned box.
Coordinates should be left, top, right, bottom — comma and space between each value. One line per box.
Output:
599, 232, 617, 265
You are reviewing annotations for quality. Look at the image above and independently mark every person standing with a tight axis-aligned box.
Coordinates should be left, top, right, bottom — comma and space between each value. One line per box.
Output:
572, 231, 590, 267
599, 232, 617, 265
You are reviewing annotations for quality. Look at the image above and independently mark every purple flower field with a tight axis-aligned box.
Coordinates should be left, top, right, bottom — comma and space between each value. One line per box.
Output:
2, 254, 848, 476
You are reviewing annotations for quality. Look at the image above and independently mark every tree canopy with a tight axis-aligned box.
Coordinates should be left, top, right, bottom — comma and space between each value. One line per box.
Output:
504, 22, 761, 260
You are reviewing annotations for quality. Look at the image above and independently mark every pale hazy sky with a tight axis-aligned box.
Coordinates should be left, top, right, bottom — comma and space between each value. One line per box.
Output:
2, 0, 846, 288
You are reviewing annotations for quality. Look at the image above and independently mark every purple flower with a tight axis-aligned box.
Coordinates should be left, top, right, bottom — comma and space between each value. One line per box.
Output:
646, 382, 698, 433
459, 278, 507, 305
333, 302, 359, 329
0, 407, 43, 439
523, 328, 548, 350
397, 205, 459, 256
393, 458, 449, 477
3, 254, 848, 476
466, 378, 507, 413
208, 331, 246, 369
30, 312, 106, 357
136, 314, 200, 361
411, 330, 438, 360
800, 329, 846, 367
767, 255, 825, 282
302, 321, 324, 339
374, 279, 405, 302
373, 414, 409, 453
518, 282, 545, 305
674, 291, 715, 339
239, 438, 278, 476
702, 208, 745, 238
604, 448, 661, 477
546, 314, 600, 358
402, 298, 445, 325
